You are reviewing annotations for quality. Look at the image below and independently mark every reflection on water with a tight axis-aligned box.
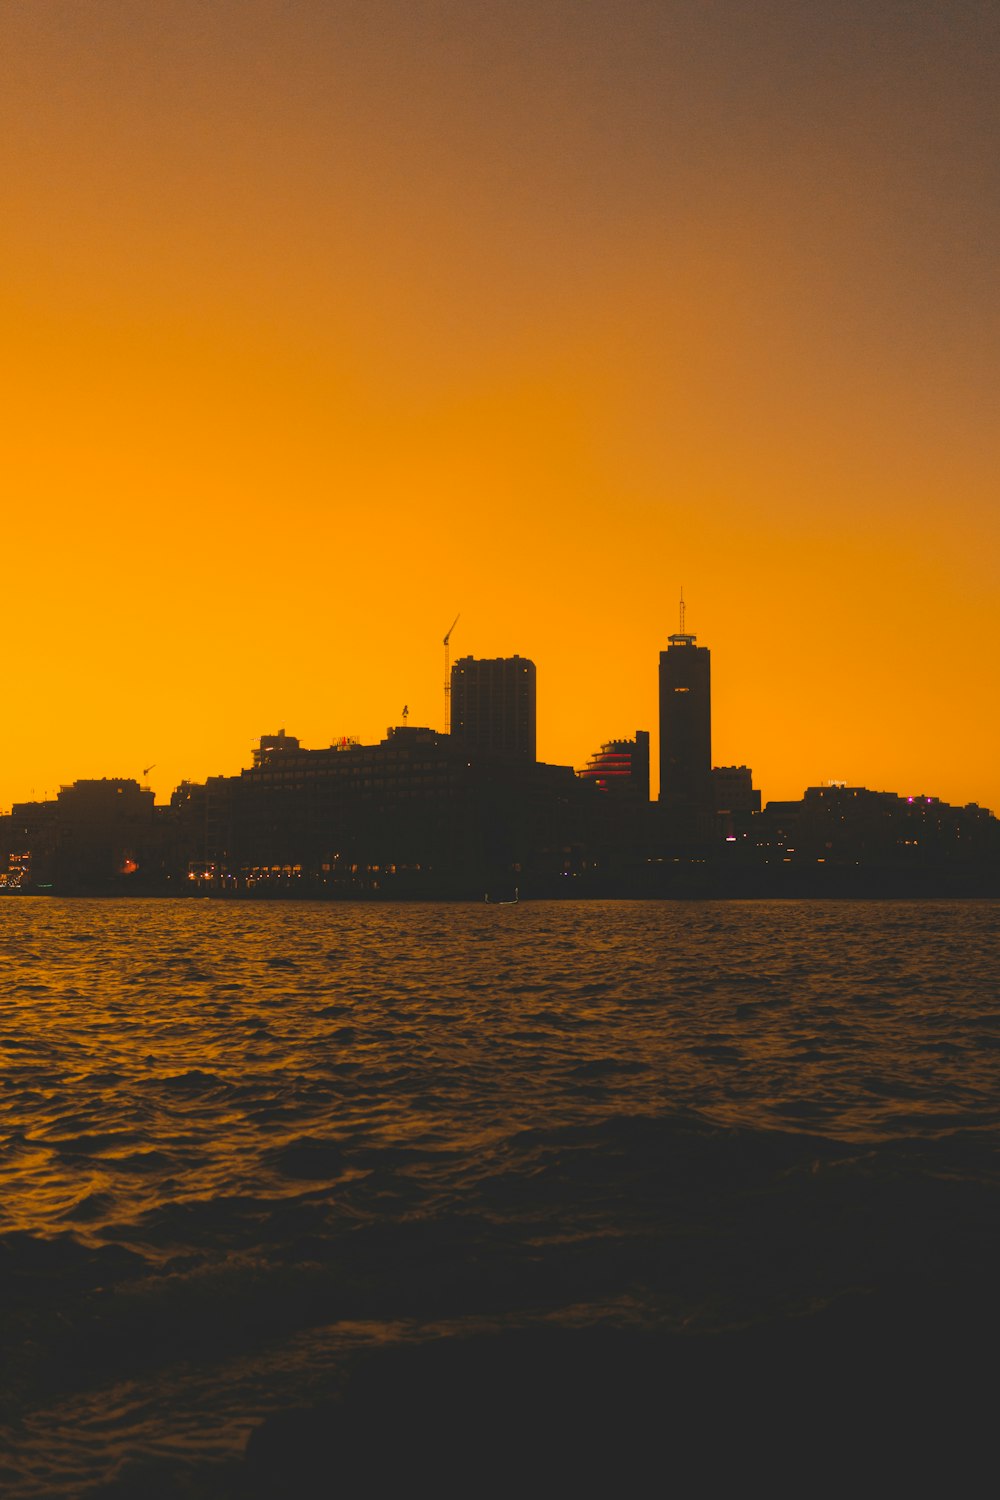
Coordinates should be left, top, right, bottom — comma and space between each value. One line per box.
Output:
1, 898, 998, 1495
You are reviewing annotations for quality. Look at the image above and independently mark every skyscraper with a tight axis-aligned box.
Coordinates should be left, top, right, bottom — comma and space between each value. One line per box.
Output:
658, 627, 711, 813
450, 655, 536, 760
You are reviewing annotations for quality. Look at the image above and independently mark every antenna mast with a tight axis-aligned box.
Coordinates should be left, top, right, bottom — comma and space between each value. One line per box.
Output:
679, 587, 686, 635
443, 613, 460, 733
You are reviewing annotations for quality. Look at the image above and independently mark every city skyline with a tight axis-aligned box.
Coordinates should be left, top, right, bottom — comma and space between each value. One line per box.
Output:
2, 614, 997, 817
2, 2, 997, 814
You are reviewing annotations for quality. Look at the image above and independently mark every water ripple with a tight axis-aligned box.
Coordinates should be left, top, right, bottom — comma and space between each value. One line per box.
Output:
0, 896, 997, 1495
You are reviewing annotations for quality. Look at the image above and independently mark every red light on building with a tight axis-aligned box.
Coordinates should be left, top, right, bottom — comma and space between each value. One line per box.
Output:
578, 734, 650, 801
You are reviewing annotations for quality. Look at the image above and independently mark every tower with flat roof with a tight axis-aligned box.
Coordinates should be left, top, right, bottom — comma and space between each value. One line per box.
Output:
658, 601, 711, 815
450, 655, 536, 760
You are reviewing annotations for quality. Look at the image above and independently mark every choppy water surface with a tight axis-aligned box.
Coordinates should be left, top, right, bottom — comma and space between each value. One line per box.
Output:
1, 898, 999, 1495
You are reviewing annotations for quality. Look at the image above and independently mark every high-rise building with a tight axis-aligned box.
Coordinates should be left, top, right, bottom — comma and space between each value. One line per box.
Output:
658, 629, 711, 811
450, 655, 536, 760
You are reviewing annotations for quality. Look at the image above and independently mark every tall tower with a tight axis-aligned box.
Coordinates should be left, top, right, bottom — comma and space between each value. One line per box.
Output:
450, 655, 536, 760
658, 601, 711, 813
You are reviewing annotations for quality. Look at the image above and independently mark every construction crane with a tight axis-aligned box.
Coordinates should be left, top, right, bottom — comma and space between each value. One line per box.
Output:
443, 613, 460, 733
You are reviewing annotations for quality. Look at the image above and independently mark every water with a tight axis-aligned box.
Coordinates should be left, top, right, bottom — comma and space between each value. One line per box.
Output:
1, 898, 998, 1496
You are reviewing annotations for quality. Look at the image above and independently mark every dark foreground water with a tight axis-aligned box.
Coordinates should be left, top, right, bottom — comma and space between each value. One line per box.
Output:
1, 898, 999, 1496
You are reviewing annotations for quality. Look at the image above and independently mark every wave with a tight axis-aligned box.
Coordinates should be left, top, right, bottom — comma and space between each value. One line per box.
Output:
1, 898, 998, 1496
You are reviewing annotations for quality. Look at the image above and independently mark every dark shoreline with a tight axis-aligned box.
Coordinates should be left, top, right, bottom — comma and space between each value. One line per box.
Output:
8, 872, 1000, 902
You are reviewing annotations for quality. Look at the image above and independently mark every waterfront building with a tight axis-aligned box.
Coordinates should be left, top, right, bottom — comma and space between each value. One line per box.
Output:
53, 779, 168, 889
0, 800, 58, 888
176, 723, 582, 895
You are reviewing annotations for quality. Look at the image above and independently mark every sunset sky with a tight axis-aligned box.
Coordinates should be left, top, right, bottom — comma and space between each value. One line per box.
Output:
3, 0, 998, 811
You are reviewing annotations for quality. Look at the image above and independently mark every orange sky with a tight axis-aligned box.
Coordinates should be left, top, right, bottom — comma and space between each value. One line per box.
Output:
3, 1, 998, 811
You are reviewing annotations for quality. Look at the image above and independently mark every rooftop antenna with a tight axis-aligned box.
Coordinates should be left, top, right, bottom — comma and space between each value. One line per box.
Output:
402, 703, 409, 725
679, 587, 686, 635
443, 613, 460, 733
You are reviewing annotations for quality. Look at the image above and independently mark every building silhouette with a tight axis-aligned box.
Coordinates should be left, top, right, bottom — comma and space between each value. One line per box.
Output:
658, 628, 712, 817
711, 764, 761, 841
0, 779, 172, 892
712, 766, 760, 816
578, 732, 650, 802
252, 729, 300, 766
169, 722, 585, 896
451, 655, 536, 760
